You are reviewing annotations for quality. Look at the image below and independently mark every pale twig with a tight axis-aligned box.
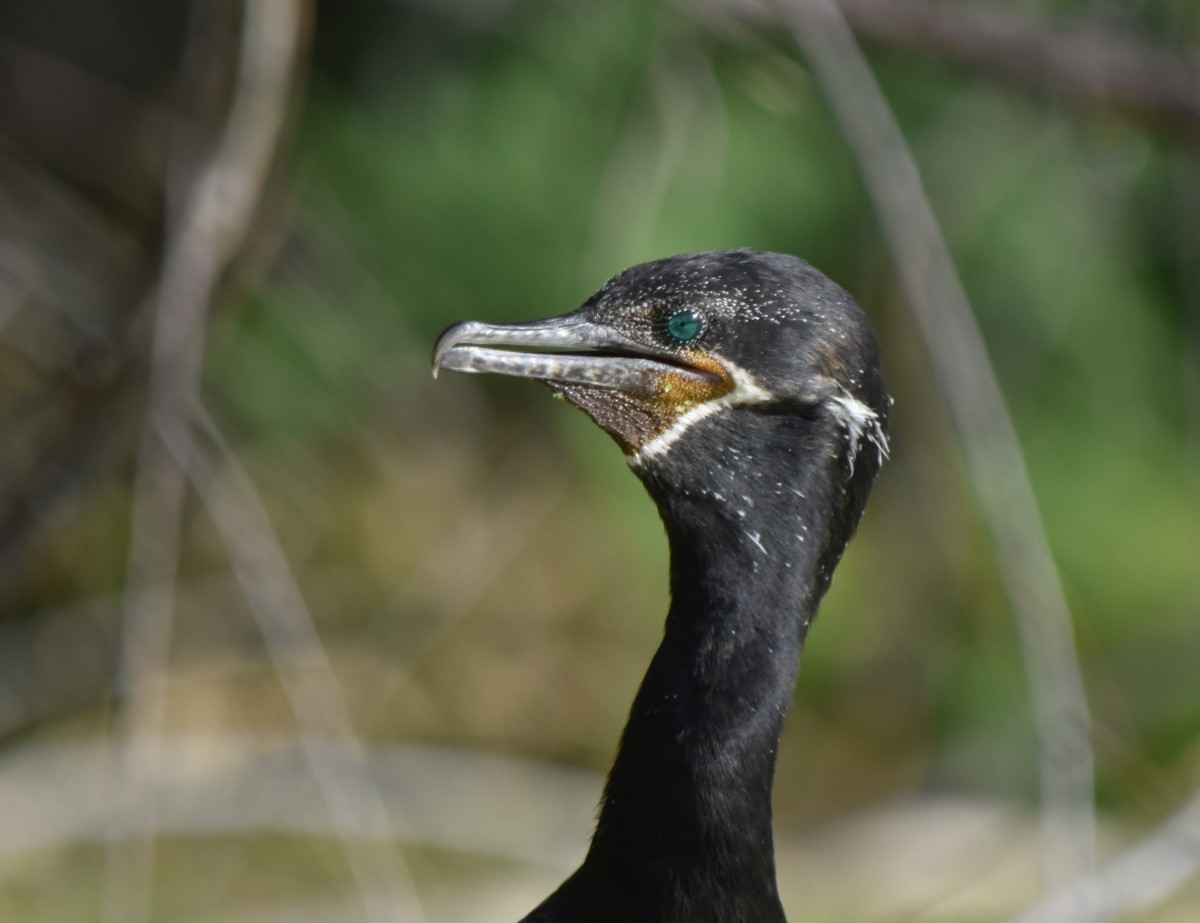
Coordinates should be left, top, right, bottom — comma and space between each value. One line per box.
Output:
1005, 788, 1200, 923
102, 2, 306, 922
165, 403, 428, 923
756, 0, 1097, 908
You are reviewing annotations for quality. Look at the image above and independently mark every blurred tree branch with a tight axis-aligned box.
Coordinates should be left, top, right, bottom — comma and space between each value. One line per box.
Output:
173, 403, 428, 923
1005, 787, 1200, 923
694, 0, 1200, 145
103, 1, 312, 921
838, 0, 1200, 140
733, 0, 1099, 906
103, 0, 430, 917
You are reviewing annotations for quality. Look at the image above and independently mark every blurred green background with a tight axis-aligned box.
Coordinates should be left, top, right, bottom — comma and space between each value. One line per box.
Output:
0, 0, 1198, 920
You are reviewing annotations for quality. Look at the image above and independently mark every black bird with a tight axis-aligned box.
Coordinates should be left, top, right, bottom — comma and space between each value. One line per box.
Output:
432, 250, 889, 923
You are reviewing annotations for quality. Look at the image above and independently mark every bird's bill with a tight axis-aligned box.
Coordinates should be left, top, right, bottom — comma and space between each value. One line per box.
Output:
432, 313, 739, 455
431, 316, 723, 395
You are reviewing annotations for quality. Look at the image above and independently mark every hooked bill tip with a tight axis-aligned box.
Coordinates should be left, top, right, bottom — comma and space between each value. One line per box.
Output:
432, 319, 490, 380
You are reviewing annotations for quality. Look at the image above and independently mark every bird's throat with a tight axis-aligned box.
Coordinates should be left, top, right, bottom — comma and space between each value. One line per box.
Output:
525, 406, 881, 923
575, 447, 847, 918
589, 584, 805, 902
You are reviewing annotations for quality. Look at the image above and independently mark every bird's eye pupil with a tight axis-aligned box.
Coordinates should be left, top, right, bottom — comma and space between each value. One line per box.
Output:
666, 309, 703, 344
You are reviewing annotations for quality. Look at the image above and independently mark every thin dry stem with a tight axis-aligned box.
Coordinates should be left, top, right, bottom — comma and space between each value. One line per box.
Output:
1005, 788, 1200, 923
169, 404, 428, 923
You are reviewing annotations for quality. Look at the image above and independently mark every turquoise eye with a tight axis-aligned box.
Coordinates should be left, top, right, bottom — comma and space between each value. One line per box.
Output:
666, 309, 704, 344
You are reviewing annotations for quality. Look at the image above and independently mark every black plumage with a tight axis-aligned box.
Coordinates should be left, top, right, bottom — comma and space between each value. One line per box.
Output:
433, 250, 889, 923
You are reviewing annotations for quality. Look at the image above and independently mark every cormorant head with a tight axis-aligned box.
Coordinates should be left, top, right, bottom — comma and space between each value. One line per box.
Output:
434, 250, 888, 484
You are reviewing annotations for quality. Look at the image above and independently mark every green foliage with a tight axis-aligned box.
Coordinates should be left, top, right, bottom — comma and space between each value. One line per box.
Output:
8, 0, 1199, 916
205, 0, 1200, 803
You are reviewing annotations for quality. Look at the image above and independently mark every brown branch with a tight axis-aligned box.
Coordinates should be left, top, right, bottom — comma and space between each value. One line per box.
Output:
692, 0, 1200, 144
838, 0, 1200, 136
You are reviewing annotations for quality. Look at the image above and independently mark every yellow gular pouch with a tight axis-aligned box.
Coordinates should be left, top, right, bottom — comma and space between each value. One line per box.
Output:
646, 353, 736, 437
546, 351, 735, 456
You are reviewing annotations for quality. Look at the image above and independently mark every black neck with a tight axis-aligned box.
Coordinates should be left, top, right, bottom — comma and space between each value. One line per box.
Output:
524, 411, 878, 923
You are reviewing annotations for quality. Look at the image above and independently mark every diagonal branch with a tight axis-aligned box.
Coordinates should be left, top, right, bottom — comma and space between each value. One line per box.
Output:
106, 0, 427, 917
745, 0, 1098, 907
691, 0, 1200, 145
102, 2, 308, 921
837, 0, 1200, 141
1005, 787, 1200, 923
162, 403, 428, 923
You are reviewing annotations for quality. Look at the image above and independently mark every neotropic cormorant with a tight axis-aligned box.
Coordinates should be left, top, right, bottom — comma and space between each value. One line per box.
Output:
433, 250, 889, 923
